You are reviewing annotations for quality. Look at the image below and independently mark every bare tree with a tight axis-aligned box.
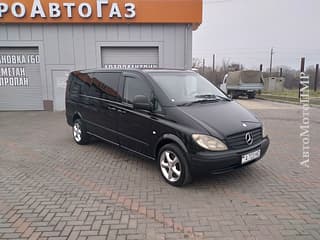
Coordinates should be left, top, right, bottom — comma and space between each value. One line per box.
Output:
192, 57, 202, 69
306, 66, 317, 91
193, 55, 315, 90
221, 59, 230, 72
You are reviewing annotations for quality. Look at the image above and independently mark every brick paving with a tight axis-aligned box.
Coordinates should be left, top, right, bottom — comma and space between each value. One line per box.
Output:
0, 99, 319, 240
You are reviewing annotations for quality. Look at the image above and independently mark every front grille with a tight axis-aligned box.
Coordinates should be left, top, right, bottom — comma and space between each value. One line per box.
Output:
226, 128, 263, 150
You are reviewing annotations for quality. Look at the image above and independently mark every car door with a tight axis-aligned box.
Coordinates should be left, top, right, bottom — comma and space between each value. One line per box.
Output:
118, 73, 154, 157
86, 72, 121, 144
73, 72, 100, 134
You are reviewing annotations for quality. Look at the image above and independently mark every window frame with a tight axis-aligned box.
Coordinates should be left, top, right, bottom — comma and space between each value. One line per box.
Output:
120, 72, 162, 112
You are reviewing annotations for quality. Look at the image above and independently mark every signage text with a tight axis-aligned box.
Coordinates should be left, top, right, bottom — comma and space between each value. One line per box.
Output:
0, 0, 136, 20
0, 54, 39, 87
105, 64, 158, 69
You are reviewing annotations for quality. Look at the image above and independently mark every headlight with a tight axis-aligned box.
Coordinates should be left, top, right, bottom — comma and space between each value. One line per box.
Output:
262, 124, 267, 138
192, 134, 228, 151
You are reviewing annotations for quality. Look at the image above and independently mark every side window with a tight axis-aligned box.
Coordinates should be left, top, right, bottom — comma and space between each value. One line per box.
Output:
80, 80, 90, 95
70, 77, 81, 98
88, 84, 102, 98
153, 98, 162, 113
123, 76, 152, 104
73, 72, 92, 96
93, 73, 120, 101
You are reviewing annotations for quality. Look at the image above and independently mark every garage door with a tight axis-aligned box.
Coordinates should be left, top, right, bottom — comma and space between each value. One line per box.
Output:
0, 47, 43, 111
102, 47, 159, 69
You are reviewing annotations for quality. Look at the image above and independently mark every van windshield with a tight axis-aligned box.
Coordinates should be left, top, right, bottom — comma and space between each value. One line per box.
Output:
149, 72, 229, 106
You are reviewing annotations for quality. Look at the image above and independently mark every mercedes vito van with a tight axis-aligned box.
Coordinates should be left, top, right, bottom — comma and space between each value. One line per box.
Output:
66, 69, 269, 186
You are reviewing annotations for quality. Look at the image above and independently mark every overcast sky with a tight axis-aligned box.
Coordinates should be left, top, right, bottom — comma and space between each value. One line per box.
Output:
193, 0, 320, 70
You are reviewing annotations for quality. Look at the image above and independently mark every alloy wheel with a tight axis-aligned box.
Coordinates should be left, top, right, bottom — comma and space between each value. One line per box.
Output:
73, 122, 82, 142
160, 150, 182, 183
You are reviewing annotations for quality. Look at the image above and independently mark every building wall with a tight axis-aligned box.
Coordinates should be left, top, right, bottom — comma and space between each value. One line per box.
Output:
0, 24, 193, 110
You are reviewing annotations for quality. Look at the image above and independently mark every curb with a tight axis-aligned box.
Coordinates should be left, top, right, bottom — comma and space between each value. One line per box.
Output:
256, 96, 320, 108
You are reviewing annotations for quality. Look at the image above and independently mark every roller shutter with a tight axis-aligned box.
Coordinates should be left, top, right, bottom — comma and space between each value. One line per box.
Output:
102, 47, 159, 69
0, 47, 43, 111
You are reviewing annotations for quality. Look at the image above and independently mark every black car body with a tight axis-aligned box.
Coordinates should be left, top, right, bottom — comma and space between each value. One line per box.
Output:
66, 69, 269, 186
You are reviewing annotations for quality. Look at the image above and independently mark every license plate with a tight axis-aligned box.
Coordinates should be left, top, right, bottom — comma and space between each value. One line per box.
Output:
242, 149, 261, 164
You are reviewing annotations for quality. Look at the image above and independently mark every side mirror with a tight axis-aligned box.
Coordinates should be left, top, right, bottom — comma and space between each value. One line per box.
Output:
133, 95, 153, 111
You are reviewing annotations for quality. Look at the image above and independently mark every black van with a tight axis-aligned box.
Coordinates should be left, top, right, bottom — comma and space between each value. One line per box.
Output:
66, 69, 269, 186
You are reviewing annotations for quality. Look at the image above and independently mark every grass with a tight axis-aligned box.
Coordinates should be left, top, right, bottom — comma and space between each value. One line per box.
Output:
259, 89, 320, 105
261, 89, 320, 98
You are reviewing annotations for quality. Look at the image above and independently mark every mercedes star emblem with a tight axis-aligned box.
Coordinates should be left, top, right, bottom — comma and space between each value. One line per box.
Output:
245, 132, 254, 145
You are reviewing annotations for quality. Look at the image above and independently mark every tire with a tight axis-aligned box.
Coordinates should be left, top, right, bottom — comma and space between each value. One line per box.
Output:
248, 92, 256, 99
72, 119, 90, 145
231, 91, 239, 99
158, 143, 192, 187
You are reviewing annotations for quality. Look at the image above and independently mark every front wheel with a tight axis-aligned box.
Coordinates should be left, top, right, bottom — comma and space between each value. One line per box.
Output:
158, 144, 192, 187
248, 92, 256, 99
73, 119, 90, 145
230, 91, 239, 99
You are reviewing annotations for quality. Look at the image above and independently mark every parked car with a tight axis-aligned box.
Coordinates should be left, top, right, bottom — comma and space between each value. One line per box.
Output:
220, 70, 265, 99
66, 69, 269, 186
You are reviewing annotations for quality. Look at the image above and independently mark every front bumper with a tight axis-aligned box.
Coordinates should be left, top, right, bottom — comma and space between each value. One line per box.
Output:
189, 137, 269, 174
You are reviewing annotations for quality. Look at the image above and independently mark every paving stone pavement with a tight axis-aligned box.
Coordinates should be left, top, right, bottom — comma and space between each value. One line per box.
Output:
0, 99, 319, 240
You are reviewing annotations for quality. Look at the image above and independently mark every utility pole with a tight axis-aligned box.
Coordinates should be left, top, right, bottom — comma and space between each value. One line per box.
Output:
269, 48, 274, 78
202, 58, 205, 75
299, 57, 306, 99
212, 54, 216, 72
315, 64, 319, 92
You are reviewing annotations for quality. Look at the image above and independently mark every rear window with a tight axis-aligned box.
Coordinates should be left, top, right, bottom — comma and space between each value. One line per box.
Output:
92, 72, 121, 101
69, 74, 89, 98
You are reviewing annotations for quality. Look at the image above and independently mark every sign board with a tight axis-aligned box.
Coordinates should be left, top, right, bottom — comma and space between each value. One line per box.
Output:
0, 0, 202, 26
105, 64, 158, 69
0, 54, 40, 87
0, 47, 43, 111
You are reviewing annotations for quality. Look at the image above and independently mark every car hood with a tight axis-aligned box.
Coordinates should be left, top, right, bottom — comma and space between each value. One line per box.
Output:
178, 101, 261, 138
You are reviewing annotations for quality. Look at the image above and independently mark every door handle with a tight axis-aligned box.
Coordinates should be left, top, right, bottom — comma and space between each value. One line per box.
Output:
107, 106, 117, 111
117, 109, 127, 114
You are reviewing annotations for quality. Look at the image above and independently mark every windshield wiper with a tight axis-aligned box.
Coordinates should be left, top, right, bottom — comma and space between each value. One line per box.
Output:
177, 94, 231, 107
178, 98, 220, 106
195, 94, 231, 101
